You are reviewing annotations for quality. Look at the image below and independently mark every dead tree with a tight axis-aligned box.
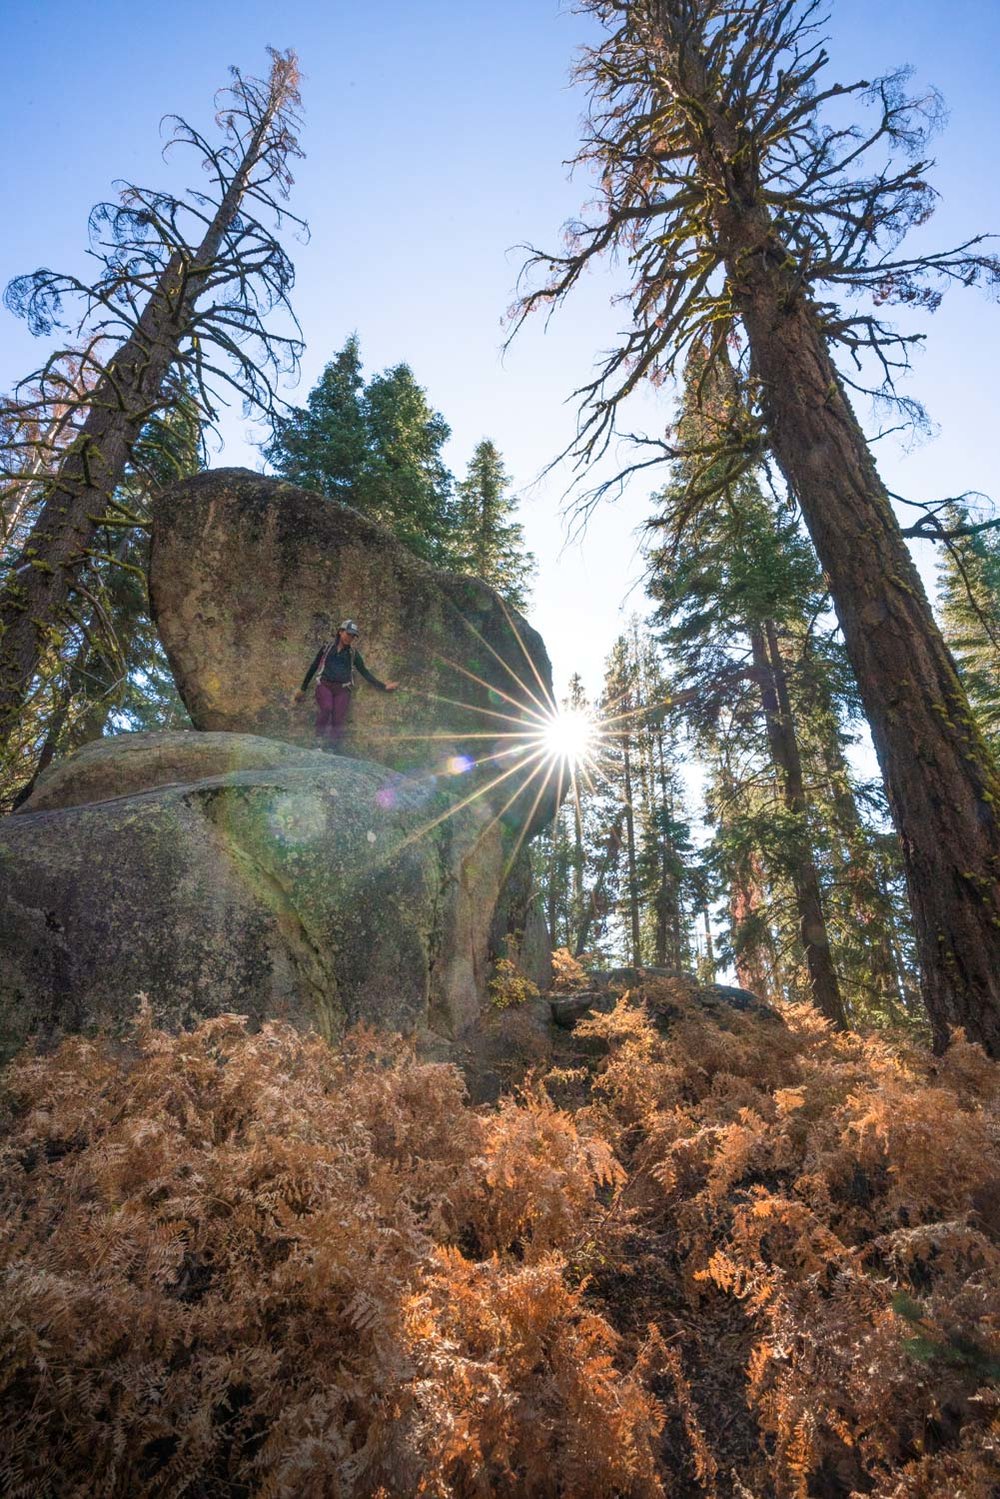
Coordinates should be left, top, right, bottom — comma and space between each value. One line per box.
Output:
0, 49, 305, 752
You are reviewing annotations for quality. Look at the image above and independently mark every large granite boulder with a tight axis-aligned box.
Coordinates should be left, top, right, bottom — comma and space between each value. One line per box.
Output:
149, 469, 559, 836
0, 733, 508, 1061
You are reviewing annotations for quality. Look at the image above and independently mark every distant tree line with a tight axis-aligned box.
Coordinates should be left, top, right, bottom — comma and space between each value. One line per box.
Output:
264, 333, 535, 605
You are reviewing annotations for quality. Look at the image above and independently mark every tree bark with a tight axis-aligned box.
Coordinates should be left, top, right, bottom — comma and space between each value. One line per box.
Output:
701, 907, 716, 982
671, 42, 1000, 1052
653, 723, 680, 968
751, 621, 845, 1026
738, 272, 1000, 1049
730, 853, 777, 1000
547, 819, 561, 951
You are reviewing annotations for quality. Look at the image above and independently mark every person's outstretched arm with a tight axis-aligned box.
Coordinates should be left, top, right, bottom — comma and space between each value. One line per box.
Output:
354, 650, 398, 692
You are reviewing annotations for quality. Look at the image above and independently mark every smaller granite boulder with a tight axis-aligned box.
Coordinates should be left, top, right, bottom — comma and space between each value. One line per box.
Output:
0, 733, 509, 1061
549, 972, 776, 1030
17, 730, 328, 813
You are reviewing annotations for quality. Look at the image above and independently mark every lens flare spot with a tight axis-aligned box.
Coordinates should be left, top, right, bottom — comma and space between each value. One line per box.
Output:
540, 708, 596, 769
446, 754, 475, 776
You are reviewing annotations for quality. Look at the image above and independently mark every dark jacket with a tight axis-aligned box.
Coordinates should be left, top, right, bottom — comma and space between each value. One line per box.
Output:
301, 640, 388, 693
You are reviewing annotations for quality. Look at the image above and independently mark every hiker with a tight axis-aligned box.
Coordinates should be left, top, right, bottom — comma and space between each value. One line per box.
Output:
295, 619, 399, 750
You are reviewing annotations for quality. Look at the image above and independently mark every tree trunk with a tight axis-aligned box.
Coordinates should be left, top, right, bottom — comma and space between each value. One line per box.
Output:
622, 738, 642, 964
675, 49, 1000, 1052
730, 853, 777, 1000
574, 811, 623, 957
546, 819, 561, 951
10, 680, 74, 809
652, 725, 676, 967
701, 908, 716, 982
751, 621, 845, 1025
572, 789, 585, 926
738, 270, 1000, 1049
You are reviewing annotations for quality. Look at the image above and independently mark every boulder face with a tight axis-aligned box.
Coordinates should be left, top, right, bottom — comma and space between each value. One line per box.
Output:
150, 469, 559, 836
0, 733, 509, 1061
489, 845, 553, 992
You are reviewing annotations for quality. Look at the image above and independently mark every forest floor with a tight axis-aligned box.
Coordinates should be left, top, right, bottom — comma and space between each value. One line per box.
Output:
1, 980, 999, 1497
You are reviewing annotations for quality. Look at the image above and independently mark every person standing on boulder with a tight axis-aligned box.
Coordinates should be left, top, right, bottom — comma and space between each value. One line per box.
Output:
296, 619, 398, 751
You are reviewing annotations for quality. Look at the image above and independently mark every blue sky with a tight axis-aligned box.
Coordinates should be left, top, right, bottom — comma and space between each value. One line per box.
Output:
2, 0, 998, 703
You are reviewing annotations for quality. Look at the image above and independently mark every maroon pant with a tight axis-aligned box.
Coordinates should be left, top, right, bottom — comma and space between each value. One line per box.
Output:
315, 680, 352, 747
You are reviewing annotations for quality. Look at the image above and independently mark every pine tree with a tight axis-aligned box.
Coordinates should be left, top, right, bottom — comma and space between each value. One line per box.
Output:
624, 625, 695, 972
516, 0, 1000, 1054
266, 340, 459, 566
648, 447, 846, 1024
454, 441, 535, 609
602, 638, 643, 964
263, 335, 367, 497
360, 363, 456, 564
937, 504, 1000, 752
572, 625, 699, 969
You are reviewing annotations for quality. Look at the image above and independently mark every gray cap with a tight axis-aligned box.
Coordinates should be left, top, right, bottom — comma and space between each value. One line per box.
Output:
339, 618, 360, 636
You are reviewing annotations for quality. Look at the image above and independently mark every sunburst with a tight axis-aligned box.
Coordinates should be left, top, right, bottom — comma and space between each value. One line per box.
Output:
533, 707, 597, 771
350, 598, 645, 883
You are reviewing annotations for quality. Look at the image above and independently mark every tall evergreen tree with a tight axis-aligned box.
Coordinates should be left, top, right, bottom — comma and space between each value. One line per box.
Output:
647, 339, 848, 1023
650, 473, 844, 1022
361, 364, 455, 563
454, 441, 535, 609
516, 0, 1000, 1053
624, 625, 695, 972
603, 638, 643, 964
266, 339, 459, 566
263, 336, 367, 497
572, 625, 698, 968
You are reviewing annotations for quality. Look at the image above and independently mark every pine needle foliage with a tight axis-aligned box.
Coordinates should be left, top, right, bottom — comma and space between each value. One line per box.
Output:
937, 501, 1000, 754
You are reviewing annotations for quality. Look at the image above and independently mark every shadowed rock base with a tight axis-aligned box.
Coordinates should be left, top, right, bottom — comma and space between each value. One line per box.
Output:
0, 732, 517, 1060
